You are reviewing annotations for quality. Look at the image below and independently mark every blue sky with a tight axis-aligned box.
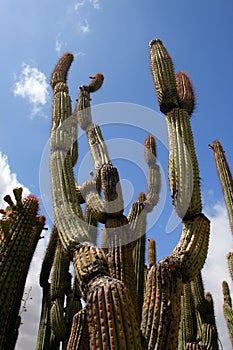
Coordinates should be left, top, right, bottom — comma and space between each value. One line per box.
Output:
1, 0, 233, 348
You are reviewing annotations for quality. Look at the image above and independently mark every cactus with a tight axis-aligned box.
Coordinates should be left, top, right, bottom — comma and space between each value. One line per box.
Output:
209, 140, 233, 348
209, 140, 233, 234
33, 38, 214, 350
0, 188, 45, 350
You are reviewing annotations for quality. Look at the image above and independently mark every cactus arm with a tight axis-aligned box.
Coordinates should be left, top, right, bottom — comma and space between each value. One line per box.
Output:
144, 135, 161, 211
49, 239, 71, 341
39, 225, 59, 288
209, 140, 233, 235
166, 108, 202, 219
150, 39, 179, 114
50, 53, 94, 251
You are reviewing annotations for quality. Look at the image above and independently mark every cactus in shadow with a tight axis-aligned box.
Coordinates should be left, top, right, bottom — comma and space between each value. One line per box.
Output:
178, 272, 219, 349
0, 187, 45, 350
34, 38, 214, 349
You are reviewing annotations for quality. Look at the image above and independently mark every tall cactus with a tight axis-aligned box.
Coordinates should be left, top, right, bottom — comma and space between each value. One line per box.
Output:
0, 188, 45, 350
209, 140, 233, 234
209, 140, 233, 347
33, 38, 215, 350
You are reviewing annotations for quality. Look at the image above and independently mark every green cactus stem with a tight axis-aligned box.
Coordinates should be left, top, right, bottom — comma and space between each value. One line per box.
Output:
222, 280, 233, 347
150, 39, 179, 114
50, 53, 92, 251
86, 276, 142, 350
209, 140, 233, 235
227, 252, 233, 281
0, 189, 45, 350
39, 225, 59, 288
166, 108, 202, 219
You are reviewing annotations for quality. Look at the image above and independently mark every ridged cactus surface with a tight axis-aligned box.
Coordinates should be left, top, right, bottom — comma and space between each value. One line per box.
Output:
0, 188, 45, 350
0, 37, 229, 349
33, 38, 215, 350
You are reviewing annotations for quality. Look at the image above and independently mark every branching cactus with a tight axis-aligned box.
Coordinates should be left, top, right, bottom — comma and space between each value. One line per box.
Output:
0, 188, 45, 350
35, 38, 213, 350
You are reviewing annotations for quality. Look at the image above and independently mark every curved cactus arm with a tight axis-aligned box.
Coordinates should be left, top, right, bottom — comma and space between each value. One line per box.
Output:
209, 140, 233, 235
171, 214, 210, 282
50, 53, 94, 251
0, 189, 45, 350
39, 225, 59, 288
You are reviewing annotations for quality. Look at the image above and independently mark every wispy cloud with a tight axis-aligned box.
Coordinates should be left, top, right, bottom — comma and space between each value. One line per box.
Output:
0, 152, 30, 208
89, 0, 102, 10
13, 64, 49, 118
203, 200, 233, 349
79, 18, 90, 33
55, 34, 63, 54
72, 0, 102, 13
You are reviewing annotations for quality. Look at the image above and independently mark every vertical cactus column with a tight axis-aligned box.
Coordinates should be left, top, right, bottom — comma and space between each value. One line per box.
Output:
209, 140, 233, 234
209, 140, 233, 347
139, 39, 211, 349
0, 188, 45, 350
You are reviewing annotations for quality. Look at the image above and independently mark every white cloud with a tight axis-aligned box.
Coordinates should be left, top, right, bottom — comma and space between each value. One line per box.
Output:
72, 0, 101, 12
89, 0, 102, 10
203, 201, 233, 349
0, 152, 30, 208
14, 64, 49, 118
79, 18, 90, 33
55, 35, 63, 54
74, 1, 85, 12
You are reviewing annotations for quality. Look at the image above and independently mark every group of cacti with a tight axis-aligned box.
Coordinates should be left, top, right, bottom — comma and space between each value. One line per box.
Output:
0, 38, 232, 349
